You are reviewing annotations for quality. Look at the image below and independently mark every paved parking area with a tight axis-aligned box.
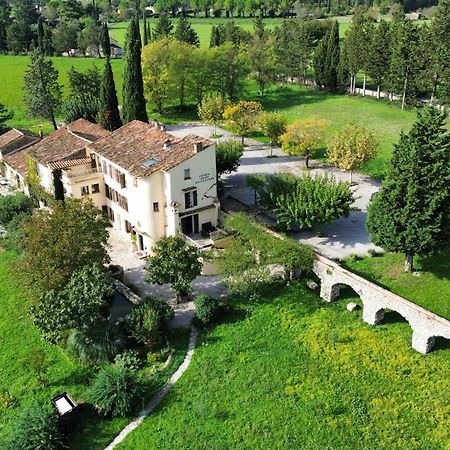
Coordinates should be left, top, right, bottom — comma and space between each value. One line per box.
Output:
168, 123, 383, 260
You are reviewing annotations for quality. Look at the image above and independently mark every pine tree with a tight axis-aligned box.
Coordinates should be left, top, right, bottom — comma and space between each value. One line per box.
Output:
0, 0, 10, 53
174, 16, 199, 46
324, 20, 339, 91
99, 58, 122, 131
366, 19, 391, 99
122, 16, 148, 123
209, 25, 221, 48
153, 13, 173, 40
99, 22, 111, 58
432, 0, 450, 105
367, 108, 450, 272
23, 51, 62, 130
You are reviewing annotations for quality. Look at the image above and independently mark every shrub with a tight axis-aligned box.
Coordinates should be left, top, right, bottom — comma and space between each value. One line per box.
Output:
3, 402, 63, 450
67, 321, 127, 364
367, 248, 380, 258
86, 365, 143, 417
216, 140, 245, 178
114, 350, 143, 371
127, 297, 174, 350
195, 294, 221, 327
0, 193, 33, 226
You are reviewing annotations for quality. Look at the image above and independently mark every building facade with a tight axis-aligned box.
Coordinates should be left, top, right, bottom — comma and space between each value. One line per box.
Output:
1, 119, 219, 254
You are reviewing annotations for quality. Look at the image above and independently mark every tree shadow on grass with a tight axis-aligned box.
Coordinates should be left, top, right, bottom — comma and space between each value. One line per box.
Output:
418, 247, 450, 281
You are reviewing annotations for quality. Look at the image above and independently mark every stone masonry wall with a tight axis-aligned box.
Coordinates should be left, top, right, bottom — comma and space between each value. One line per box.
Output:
313, 254, 450, 354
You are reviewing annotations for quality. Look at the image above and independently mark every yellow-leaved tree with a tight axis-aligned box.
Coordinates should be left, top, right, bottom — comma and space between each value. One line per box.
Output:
280, 118, 330, 168
223, 101, 263, 145
327, 123, 379, 183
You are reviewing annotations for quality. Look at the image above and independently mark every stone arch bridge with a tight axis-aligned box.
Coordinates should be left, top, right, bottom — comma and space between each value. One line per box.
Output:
313, 254, 450, 354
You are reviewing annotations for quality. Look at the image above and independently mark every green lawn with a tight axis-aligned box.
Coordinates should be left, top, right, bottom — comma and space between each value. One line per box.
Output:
248, 83, 418, 178
343, 248, 450, 321
0, 55, 124, 133
118, 282, 450, 449
0, 249, 189, 449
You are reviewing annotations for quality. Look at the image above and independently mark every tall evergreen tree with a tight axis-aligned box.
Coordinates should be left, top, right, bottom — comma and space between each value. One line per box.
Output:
143, 11, 148, 46
99, 58, 122, 131
367, 108, 450, 272
313, 29, 329, 88
388, 14, 419, 109
153, 13, 173, 40
23, 52, 62, 130
37, 16, 45, 54
174, 16, 199, 46
366, 19, 391, 99
99, 22, 111, 57
324, 20, 339, 91
147, 22, 152, 42
0, 0, 10, 53
431, 0, 450, 105
122, 16, 148, 123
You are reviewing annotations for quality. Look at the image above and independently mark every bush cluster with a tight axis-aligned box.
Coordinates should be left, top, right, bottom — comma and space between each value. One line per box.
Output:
195, 294, 221, 327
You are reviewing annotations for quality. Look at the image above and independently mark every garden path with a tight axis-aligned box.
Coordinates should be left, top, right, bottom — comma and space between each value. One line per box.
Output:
104, 326, 198, 449
167, 124, 383, 259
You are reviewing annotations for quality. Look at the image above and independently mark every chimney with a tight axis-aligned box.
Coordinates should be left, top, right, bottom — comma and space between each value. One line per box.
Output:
194, 142, 203, 153
163, 139, 172, 150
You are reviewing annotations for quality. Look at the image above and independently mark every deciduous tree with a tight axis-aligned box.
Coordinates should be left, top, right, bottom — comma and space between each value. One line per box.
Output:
258, 111, 287, 156
216, 140, 244, 178
223, 100, 263, 144
198, 92, 227, 136
367, 108, 450, 272
280, 118, 329, 168
327, 123, 378, 183
146, 235, 202, 300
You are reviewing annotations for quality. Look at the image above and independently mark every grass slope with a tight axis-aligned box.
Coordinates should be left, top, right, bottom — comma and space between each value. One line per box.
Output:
118, 283, 450, 449
0, 55, 124, 132
0, 249, 189, 450
344, 248, 450, 321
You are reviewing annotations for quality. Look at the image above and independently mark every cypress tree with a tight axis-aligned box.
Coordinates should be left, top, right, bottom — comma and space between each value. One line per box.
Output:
99, 58, 122, 131
174, 16, 199, 46
122, 16, 148, 123
143, 11, 148, 46
100, 22, 111, 58
313, 30, 329, 88
367, 108, 450, 272
324, 20, 340, 91
37, 16, 45, 54
147, 22, 152, 42
153, 13, 173, 40
209, 25, 217, 47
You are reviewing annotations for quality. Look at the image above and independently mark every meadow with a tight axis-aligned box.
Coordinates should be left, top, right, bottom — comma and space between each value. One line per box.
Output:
0, 54, 421, 179
118, 282, 450, 449
0, 249, 189, 450
344, 248, 450, 321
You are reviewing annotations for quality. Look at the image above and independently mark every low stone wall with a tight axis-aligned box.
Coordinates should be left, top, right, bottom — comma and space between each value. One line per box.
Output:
313, 254, 450, 354
113, 279, 142, 305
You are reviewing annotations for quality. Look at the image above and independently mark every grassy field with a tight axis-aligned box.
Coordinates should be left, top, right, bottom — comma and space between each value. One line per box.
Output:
344, 248, 450, 321
0, 53, 423, 179
118, 282, 450, 449
0, 249, 189, 449
0, 55, 124, 133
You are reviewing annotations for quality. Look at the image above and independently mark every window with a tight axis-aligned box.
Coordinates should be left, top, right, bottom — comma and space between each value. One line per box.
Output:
153, 202, 159, 212
119, 173, 126, 189
184, 190, 198, 209
184, 168, 191, 180
92, 183, 100, 193
81, 185, 89, 196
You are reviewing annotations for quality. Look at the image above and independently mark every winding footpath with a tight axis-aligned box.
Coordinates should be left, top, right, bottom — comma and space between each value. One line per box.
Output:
104, 326, 198, 450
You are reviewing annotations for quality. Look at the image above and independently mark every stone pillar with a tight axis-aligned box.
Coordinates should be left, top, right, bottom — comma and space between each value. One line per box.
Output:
319, 281, 340, 302
412, 331, 435, 354
362, 302, 385, 325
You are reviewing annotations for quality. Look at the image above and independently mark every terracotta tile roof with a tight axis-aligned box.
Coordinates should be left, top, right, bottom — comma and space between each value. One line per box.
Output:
3, 148, 29, 178
0, 128, 40, 157
48, 157, 92, 170
88, 120, 213, 177
27, 119, 109, 165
